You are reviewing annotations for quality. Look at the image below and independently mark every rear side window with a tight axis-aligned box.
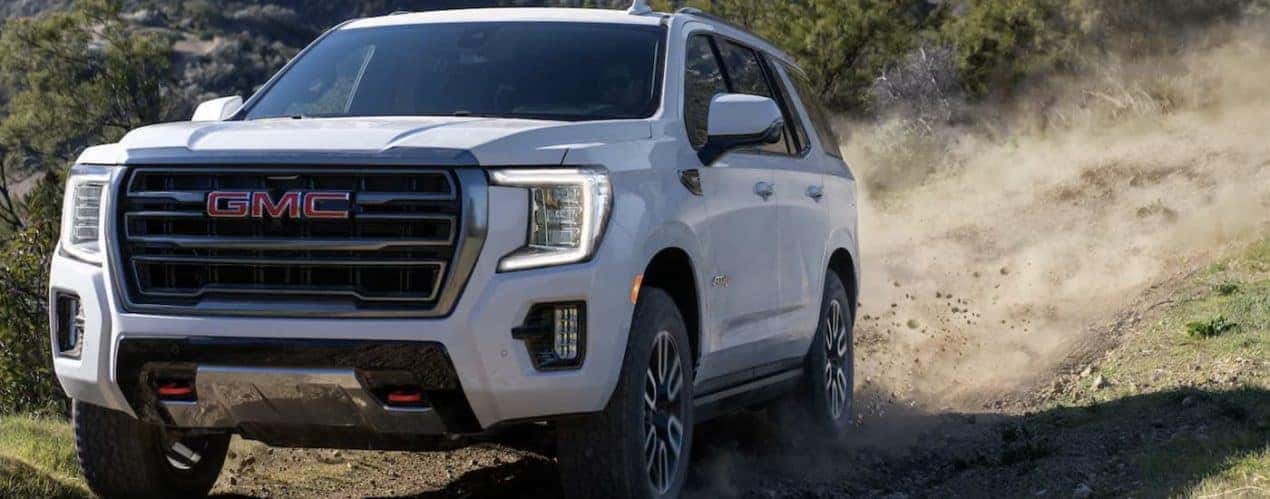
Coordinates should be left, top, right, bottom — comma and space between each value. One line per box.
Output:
715, 41, 786, 154
785, 65, 843, 158
767, 58, 810, 156
683, 35, 728, 150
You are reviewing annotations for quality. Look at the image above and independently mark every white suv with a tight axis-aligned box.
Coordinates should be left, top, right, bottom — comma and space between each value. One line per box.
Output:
49, 6, 859, 499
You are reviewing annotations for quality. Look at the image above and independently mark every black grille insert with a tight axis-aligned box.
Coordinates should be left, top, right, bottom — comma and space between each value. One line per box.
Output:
117, 168, 462, 311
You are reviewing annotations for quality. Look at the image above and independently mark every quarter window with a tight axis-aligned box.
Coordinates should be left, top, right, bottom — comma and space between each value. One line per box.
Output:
683, 35, 728, 150
785, 64, 843, 158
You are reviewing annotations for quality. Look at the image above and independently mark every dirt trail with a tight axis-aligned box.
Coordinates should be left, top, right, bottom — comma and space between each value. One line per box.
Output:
848, 31, 1270, 416
209, 27, 1270, 499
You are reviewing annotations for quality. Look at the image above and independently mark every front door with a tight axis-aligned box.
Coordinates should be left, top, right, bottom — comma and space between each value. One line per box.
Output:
681, 33, 785, 380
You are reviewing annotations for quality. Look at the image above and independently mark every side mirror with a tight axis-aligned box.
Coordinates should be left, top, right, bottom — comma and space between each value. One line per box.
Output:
192, 96, 243, 122
698, 93, 784, 165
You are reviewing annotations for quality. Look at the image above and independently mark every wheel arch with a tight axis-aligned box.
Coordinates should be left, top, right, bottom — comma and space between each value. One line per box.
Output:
827, 248, 858, 311
639, 247, 702, 370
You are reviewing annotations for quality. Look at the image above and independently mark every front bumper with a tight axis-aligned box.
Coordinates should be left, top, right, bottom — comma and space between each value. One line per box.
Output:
50, 183, 642, 438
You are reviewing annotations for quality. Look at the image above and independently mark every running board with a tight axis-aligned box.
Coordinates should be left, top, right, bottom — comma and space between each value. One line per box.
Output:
693, 368, 803, 422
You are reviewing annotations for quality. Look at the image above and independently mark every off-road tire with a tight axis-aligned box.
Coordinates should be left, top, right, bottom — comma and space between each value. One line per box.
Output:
777, 271, 855, 437
556, 287, 694, 499
74, 399, 230, 498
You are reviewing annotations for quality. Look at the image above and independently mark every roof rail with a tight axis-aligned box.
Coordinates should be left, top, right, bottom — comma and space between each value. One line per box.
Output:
628, 0, 653, 15
389, 10, 411, 15
675, 7, 748, 33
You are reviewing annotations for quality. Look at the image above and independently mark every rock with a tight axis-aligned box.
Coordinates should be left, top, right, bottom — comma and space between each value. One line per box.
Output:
1091, 375, 1109, 390
1073, 483, 1093, 498
1080, 365, 1093, 378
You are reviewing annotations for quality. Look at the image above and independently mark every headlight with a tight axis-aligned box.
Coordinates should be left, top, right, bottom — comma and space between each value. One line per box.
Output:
490, 167, 612, 272
59, 165, 111, 264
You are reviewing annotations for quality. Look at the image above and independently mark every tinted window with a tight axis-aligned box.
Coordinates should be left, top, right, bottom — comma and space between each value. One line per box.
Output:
785, 64, 843, 158
716, 41, 786, 154
246, 23, 664, 121
683, 35, 728, 150
768, 58, 810, 156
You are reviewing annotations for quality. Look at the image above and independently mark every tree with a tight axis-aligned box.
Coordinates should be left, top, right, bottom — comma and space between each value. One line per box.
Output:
941, 0, 1075, 98
0, 0, 176, 414
654, 0, 938, 112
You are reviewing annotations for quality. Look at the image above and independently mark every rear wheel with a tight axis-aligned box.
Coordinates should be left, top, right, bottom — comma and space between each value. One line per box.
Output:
557, 287, 694, 499
777, 271, 854, 436
74, 400, 230, 498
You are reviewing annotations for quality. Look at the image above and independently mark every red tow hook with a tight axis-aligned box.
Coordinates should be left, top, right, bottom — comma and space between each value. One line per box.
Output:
157, 381, 194, 399
386, 390, 424, 405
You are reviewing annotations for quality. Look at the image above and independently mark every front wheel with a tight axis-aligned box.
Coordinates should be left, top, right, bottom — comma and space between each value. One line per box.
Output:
777, 271, 854, 436
556, 287, 694, 499
73, 400, 230, 498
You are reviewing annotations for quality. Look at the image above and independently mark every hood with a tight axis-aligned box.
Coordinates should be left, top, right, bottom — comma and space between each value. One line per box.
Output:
80, 117, 653, 166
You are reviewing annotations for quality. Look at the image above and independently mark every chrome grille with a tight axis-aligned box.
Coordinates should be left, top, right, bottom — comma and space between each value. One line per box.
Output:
117, 168, 464, 312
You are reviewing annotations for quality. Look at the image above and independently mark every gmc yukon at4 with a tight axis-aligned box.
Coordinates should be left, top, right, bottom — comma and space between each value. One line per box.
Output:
50, 4, 859, 498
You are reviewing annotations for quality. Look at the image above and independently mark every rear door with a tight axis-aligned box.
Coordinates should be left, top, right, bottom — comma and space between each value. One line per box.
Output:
766, 58, 832, 349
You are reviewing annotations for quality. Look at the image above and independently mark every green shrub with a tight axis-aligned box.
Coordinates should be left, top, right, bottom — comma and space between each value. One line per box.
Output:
942, 0, 1077, 98
1214, 282, 1241, 296
0, 175, 62, 415
0, 0, 174, 414
1185, 315, 1238, 339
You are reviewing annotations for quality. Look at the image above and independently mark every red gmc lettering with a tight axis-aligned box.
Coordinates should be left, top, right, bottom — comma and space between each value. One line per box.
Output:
207, 191, 350, 219
251, 192, 301, 218
303, 192, 351, 219
206, 192, 250, 218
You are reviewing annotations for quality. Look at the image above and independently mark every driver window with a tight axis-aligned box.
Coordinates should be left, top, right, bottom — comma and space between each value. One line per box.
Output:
683, 34, 727, 150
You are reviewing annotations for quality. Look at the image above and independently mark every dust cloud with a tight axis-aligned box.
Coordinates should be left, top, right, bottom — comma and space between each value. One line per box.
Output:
845, 27, 1270, 420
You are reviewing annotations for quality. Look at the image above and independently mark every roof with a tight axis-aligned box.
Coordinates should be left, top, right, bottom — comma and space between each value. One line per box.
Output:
343, 8, 666, 30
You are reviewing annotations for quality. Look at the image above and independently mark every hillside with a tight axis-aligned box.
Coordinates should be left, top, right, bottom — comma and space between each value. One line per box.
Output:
0, 1, 1266, 498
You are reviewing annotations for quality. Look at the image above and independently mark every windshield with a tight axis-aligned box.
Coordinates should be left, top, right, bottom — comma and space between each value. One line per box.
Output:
245, 22, 665, 121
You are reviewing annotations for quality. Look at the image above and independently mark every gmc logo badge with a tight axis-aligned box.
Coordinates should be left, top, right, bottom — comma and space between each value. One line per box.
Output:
207, 191, 351, 219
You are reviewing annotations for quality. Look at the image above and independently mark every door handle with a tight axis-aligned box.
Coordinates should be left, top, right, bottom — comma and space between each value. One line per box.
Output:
754, 181, 774, 201
806, 185, 824, 201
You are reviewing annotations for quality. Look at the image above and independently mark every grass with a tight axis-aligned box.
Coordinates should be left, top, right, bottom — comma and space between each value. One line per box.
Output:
1060, 237, 1270, 497
1189, 445, 1270, 499
0, 415, 88, 498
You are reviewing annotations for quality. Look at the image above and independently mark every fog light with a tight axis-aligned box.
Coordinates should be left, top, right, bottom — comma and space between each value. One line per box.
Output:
513, 303, 586, 370
553, 306, 580, 361
54, 294, 85, 359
